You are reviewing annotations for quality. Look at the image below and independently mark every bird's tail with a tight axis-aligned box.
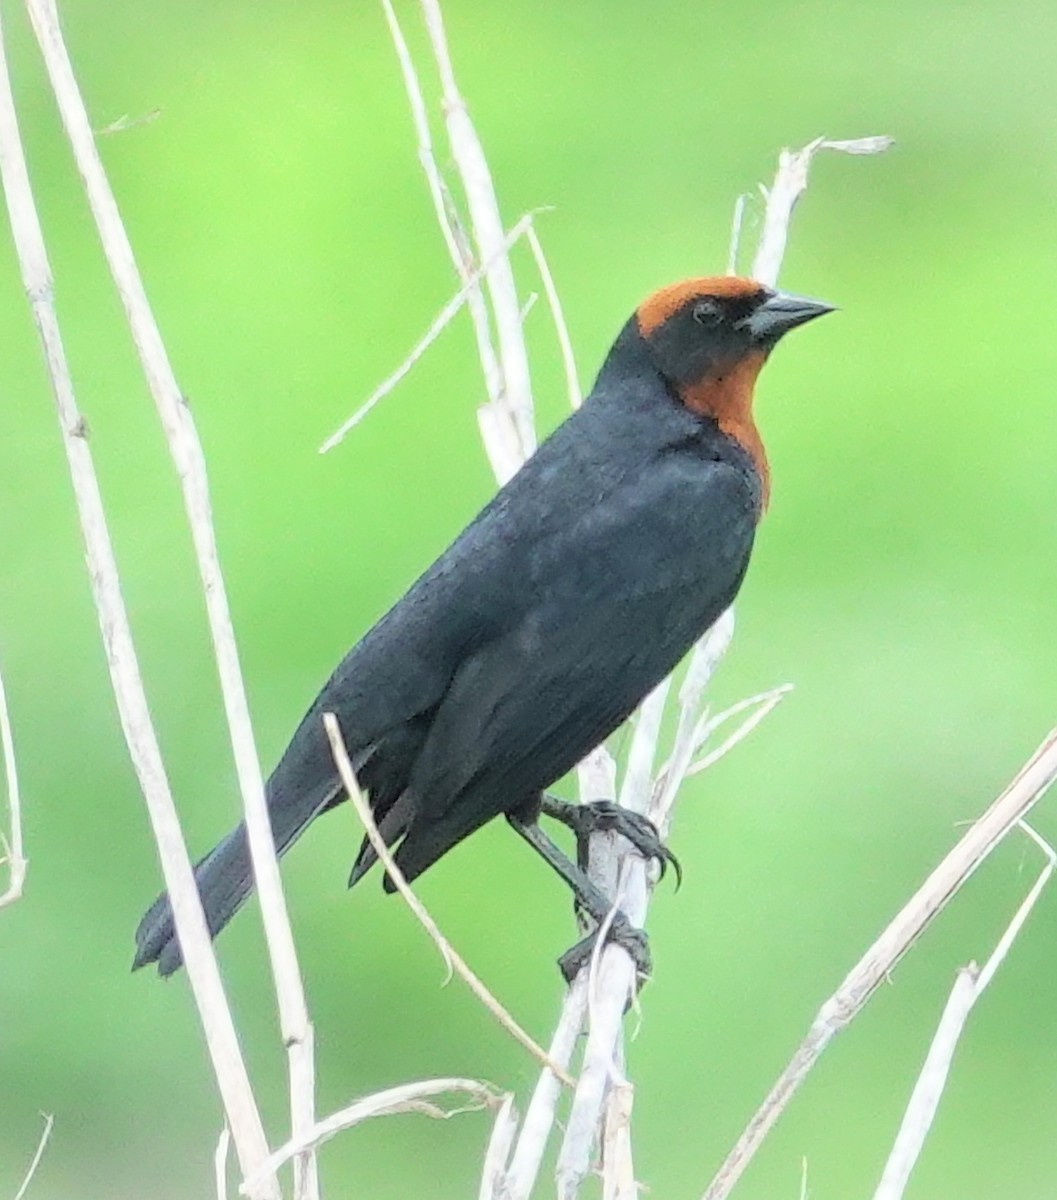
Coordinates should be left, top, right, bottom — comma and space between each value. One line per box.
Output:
132, 776, 339, 977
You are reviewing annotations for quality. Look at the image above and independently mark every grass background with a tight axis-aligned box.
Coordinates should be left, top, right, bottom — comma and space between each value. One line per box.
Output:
1, 1, 1056, 1197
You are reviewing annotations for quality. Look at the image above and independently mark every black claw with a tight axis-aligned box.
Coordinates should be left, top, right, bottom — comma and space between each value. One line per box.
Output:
542, 796, 682, 890
558, 914, 652, 988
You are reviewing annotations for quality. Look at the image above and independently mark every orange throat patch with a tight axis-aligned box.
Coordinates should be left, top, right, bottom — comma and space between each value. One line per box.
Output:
680, 350, 770, 510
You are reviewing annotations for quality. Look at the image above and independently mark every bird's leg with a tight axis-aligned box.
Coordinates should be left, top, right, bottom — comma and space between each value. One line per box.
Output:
539, 794, 682, 888
506, 810, 652, 985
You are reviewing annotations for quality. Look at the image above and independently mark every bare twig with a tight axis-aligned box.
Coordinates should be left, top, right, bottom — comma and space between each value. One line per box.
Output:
554, 680, 669, 1197
0, 9, 276, 1193
320, 210, 538, 453
702, 727, 1057, 1200
751, 136, 893, 284
872, 822, 1056, 1200
479, 1093, 520, 1200
323, 713, 575, 1085
0, 659, 26, 908
243, 1078, 505, 1194
726, 193, 747, 276
215, 1129, 232, 1200
600, 1049, 635, 1200
380, 8, 892, 1192
498, 976, 590, 1200
22, 2, 320, 1193
684, 685, 793, 779
380, 0, 504, 422
525, 225, 581, 409
12, 1114, 53, 1200
417, 0, 536, 458
549, 133, 896, 1199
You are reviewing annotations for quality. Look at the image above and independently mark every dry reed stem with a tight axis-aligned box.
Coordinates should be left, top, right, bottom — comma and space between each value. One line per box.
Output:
320, 211, 538, 454
525, 225, 582, 409
21, 2, 320, 1192
702, 727, 1057, 1200
244, 1078, 505, 1193
12, 1113, 53, 1200
552, 135, 890, 1198
215, 1129, 232, 1200
872, 822, 1056, 1200
377, 6, 893, 1192
0, 660, 26, 909
751, 136, 893, 283
0, 8, 277, 1192
324, 714, 575, 1086
418, 0, 536, 458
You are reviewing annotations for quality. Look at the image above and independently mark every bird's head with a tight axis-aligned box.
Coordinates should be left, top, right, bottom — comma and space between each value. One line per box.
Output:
635, 275, 834, 396
634, 276, 834, 509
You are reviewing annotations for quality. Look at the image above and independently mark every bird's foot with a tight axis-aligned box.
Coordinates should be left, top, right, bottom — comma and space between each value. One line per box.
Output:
541, 796, 681, 888
558, 914, 652, 988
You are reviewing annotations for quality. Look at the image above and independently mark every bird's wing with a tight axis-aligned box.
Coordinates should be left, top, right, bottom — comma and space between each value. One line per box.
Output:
390, 454, 757, 882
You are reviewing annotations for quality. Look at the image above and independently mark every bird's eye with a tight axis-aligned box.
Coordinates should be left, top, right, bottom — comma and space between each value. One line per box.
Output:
691, 298, 723, 326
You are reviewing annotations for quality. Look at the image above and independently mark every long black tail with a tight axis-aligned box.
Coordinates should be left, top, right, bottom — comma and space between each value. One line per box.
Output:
132, 774, 339, 977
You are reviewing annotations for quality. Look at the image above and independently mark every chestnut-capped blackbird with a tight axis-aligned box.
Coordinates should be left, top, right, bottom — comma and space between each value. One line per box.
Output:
134, 275, 833, 979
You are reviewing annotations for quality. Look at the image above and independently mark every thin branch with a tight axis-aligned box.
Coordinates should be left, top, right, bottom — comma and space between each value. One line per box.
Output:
498, 976, 590, 1200
653, 682, 791, 813
685, 685, 793, 779
12, 1114, 53, 1200
0, 658, 26, 908
552, 679, 670, 1195
0, 9, 276, 1193
525, 224, 582, 409
872, 823, 1056, 1200
22, 2, 318, 1193
600, 1049, 635, 1200
726, 193, 747, 277
323, 713, 575, 1086
702, 727, 1057, 1200
479, 1093, 520, 1200
380, 0, 504, 421
215, 1129, 231, 1200
243, 1079, 505, 1195
319, 210, 538, 454
552, 133, 893, 1200
418, 0, 536, 458
751, 135, 893, 285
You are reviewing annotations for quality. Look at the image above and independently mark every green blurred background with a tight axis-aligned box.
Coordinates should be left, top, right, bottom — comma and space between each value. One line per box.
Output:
2, 1, 1056, 1197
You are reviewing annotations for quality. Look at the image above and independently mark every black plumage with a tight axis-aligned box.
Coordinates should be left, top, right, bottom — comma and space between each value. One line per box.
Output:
134, 276, 832, 977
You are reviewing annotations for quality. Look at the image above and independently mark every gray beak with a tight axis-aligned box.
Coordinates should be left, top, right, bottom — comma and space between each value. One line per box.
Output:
742, 290, 836, 342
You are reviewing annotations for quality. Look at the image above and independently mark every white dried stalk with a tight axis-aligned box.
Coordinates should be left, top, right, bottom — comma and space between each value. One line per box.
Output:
684, 685, 792, 780
320, 210, 539, 454
751, 136, 893, 284
417, 0, 536, 458
215, 1129, 232, 1200
525, 224, 582, 409
0, 10, 277, 1194
550, 135, 891, 1198
380, 0, 504, 418
243, 1078, 504, 1193
21, 3, 319, 1194
498, 975, 590, 1200
377, 8, 891, 1192
872, 822, 1055, 1200
726, 193, 747, 276
479, 1093, 520, 1200
600, 1047, 635, 1200
554, 680, 669, 1195
12, 1113, 53, 1200
0, 659, 26, 908
324, 714, 574, 1084
702, 727, 1057, 1200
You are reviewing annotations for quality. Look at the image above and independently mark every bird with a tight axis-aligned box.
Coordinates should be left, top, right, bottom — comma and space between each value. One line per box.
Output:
134, 274, 833, 980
